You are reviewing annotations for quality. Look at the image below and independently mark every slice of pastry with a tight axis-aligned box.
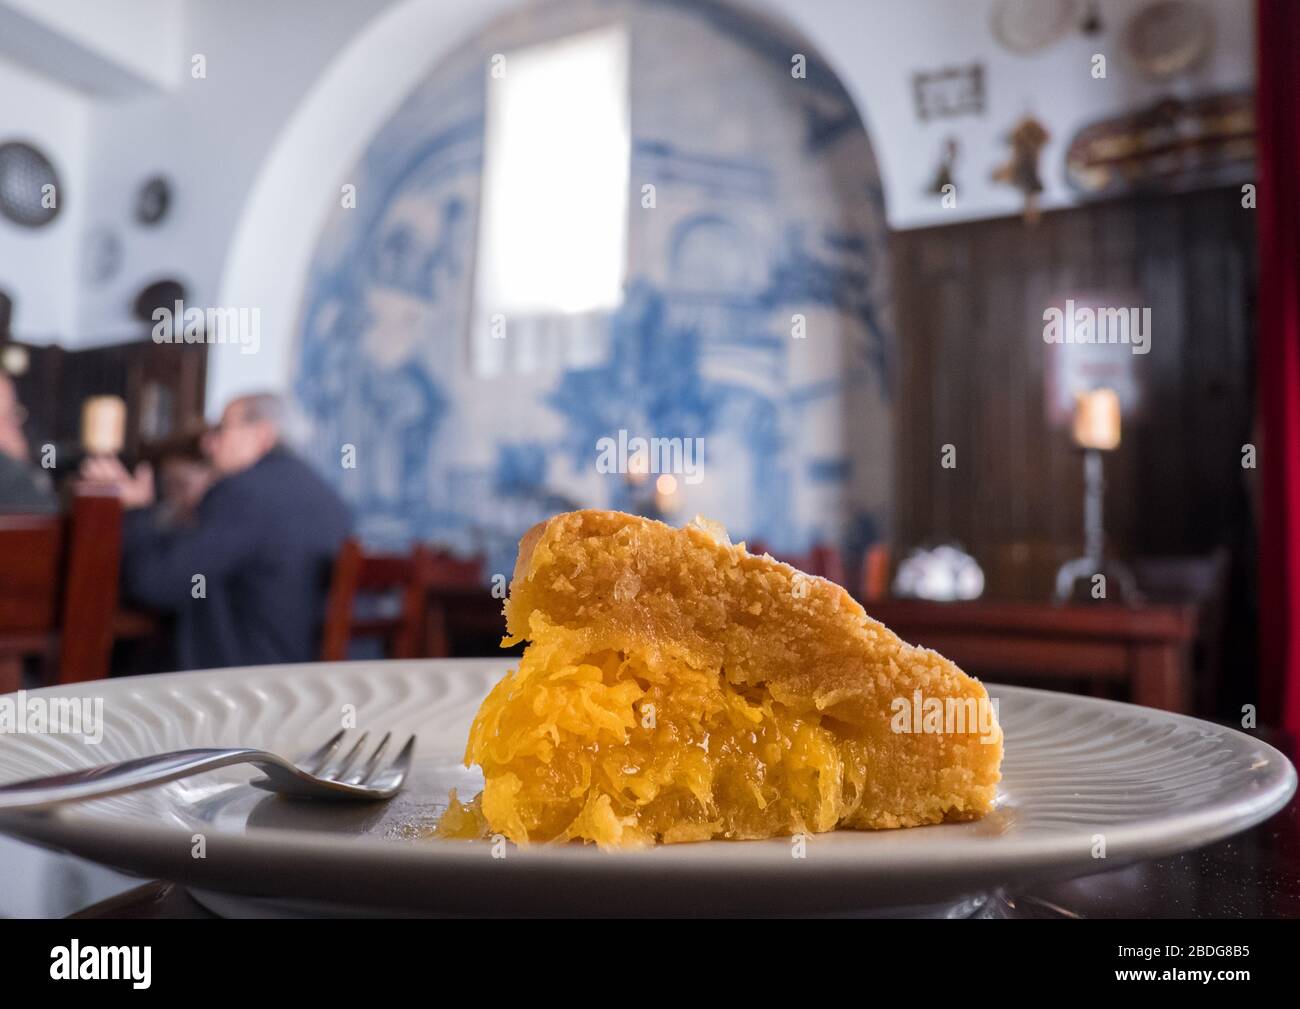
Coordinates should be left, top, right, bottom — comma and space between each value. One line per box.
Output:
439, 510, 1002, 848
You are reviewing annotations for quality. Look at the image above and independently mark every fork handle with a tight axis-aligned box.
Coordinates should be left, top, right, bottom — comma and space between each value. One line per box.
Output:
0, 747, 279, 813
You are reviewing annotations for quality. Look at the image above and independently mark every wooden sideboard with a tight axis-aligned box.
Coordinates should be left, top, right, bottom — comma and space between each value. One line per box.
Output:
859, 598, 1198, 713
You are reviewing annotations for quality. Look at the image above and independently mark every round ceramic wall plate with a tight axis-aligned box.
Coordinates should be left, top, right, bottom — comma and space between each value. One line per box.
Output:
0, 660, 1292, 916
1125, 0, 1212, 79
0, 141, 61, 228
991, 0, 1078, 54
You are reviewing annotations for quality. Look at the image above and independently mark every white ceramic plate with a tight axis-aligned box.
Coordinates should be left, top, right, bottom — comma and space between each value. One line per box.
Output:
0, 660, 1293, 916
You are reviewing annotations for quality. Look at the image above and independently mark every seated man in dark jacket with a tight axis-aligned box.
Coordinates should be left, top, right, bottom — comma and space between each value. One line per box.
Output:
83, 393, 352, 670
0, 371, 56, 513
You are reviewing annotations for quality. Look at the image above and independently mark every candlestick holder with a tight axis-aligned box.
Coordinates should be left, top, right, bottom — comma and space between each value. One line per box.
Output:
1054, 447, 1141, 603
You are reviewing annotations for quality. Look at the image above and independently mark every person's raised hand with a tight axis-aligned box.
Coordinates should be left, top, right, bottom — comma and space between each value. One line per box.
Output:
80, 456, 155, 509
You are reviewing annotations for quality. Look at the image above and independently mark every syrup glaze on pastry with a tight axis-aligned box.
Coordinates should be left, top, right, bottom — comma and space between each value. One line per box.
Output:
438, 511, 1002, 848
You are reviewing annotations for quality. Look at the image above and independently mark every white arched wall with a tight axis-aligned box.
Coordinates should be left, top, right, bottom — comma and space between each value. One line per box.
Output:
209, 0, 888, 412
211, 0, 518, 413
210, 0, 1260, 410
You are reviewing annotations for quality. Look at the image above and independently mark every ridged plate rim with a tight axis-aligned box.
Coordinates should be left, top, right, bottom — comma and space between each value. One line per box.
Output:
0, 660, 1293, 914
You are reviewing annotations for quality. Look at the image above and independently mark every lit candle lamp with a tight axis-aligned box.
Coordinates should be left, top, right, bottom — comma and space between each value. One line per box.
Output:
654, 473, 681, 514
1056, 386, 1139, 602
1072, 388, 1121, 451
81, 395, 126, 456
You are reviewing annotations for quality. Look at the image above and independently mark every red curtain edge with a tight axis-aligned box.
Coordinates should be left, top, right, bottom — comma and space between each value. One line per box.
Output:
1255, 0, 1300, 738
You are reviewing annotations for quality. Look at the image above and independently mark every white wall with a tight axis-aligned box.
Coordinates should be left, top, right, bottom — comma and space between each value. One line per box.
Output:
783, 0, 1256, 230
0, 59, 88, 340
0, 0, 1258, 357
0, 0, 182, 92
73, 0, 401, 347
210, 0, 1257, 408
0, 0, 398, 346
211, 0, 518, 413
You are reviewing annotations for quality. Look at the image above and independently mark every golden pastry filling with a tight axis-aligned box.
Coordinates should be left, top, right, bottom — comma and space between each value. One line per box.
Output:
438, 510, 1002, 849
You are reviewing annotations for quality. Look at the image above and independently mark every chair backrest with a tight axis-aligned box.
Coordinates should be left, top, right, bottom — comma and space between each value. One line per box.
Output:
320, 539, 431, 662
1131, 550, 1231, 607
0, 513, 63, 638
860, 544, 892, 602
1131, 549, 1232, 713
806, 543, 847, 588
57, 492, 123, 682
421, 547, 484, 588
0, 491, 122, 684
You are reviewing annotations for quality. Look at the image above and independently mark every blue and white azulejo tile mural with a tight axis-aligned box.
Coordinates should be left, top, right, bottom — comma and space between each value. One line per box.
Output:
293, 0, 894, 579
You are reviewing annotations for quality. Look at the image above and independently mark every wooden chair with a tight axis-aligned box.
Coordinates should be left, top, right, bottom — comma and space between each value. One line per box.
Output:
805, 543, 847, 588
0, 491, 123, 691
422, 547, 484, 589
1131, 549, 1232, 715
421, 548, 487, 658
319, 539, 431, 662
860, 544, 892, 602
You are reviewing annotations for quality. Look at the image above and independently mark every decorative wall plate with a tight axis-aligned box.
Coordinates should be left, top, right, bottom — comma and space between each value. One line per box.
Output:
1124, 0, 1212, 79
132, 278, 187, 323
991, 0, 1078, 54
0, 141, 61, 228
82, 227, 124, 285
135, 175, 172, 226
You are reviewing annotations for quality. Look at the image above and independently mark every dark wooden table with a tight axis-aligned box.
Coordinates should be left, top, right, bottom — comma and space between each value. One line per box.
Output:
860, 598, 1199, 713
426, 591, 1200, 710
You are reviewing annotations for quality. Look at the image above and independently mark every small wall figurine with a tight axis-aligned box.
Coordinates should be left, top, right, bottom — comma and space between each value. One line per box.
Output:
992, 115, 1050, 224
927, 136, 960, 197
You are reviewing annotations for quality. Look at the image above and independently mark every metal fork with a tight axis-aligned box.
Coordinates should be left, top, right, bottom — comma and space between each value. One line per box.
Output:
0, 730, 415, 813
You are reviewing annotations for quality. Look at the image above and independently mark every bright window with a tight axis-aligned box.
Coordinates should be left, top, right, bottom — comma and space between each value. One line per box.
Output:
472, 26, 630, 373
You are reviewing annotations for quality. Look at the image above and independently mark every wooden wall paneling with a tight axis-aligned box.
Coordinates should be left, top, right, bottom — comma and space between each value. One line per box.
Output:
889, 186, 1255, 601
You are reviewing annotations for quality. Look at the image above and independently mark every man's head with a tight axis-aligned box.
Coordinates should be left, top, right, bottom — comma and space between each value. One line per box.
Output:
0, 371, 30, 462
206, 393, 283, 476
